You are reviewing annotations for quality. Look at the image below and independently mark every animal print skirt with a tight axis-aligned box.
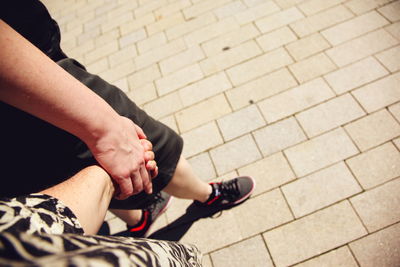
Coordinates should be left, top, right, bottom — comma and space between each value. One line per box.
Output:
0, 194, 202, 266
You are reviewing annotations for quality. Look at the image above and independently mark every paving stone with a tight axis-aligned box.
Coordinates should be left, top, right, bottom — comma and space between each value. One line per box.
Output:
324, 57, 389, 95
294, 246, 358, 267
84, 41, 119, 64
108, 217, 127, 235
187, 152, 216, 182
298, 0, 347, 15
200, 40, 262, 76
166, 13, 217, 40
182, 0, 231, 19
264, 201, 367, 267
211, 235, 273, 267
120, 13, 155, 35
350, 223, 400, 267
286, 33, 330, 61
351, 178, 400, 232
394, 138, 400, 150
227, 48, 293, 86
234, 1, 280, 25
289, 53, 337, 83
112, 78, 129, 93
158, 114, 179, 134
389, 102, 400, 122
143, 91, 183, 119
159, 46, 205, 75
285, 128, 359, 177
376, 45, 400, 72
202, 254, 213, 267
296, 94, 366, 137
238, 152, 296, 196
258, 78, 335, 123
102, 11, 134, 33
346, 0, 393, 15
385, 21, 400, 41
217, 105, 265, 141
226, 68, 297, 110
108, 44, 137, 68
256, 26, 298, 52
346, 142, 400, 189
321, 11, 389, 46
201, 24, 260, 57
99, 60, 136, 82
179, 72, 232, 107
210, 134, 262, 175
127, 64, 161, 89
282, 162, 362, 218
344, 109, 400, 151
253, 117, 306, 156
214, 0, 247, 19
184, 17, 240, 47
290, 5, 354, 37
119, 28, 147, 48
146, 12, 185, 36
378, 1, 400, 22
155, 64, 204, 96
153, 0, 191, 18
86, 58, 109, 74
255, 7, 305, 33
134, 0, 168, 18
176, 94, 231, 133
232, 189, 293, 238
137, 32, 167, 54
274, 0, 305, 9
181, 122, 224, 158
326, 29, 399, 67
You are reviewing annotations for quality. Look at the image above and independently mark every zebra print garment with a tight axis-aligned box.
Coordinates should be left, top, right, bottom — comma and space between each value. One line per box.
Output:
0, 194, 202, 266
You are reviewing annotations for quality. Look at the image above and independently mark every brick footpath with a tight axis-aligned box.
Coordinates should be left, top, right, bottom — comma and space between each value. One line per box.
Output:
42, 0, 400, 266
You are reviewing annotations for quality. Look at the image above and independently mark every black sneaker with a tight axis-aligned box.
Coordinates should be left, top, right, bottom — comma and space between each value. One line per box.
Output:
195, 176, 255, 208
128, 192, 172, 238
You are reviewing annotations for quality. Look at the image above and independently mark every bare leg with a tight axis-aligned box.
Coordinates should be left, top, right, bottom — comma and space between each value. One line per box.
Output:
40, 165, 114, 235
163, 156, 212, 203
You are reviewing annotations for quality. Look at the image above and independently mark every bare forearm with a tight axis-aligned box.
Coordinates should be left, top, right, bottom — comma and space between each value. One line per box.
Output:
0, 20, 118, 145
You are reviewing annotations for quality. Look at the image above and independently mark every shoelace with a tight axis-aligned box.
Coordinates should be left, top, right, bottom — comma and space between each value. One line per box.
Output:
217, 179, 240, 201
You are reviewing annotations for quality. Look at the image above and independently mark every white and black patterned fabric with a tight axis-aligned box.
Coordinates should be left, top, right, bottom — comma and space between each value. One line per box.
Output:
0, 194, 202, 266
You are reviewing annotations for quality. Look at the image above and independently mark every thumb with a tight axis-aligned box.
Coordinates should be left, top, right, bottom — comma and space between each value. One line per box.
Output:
134, 124, 147, 139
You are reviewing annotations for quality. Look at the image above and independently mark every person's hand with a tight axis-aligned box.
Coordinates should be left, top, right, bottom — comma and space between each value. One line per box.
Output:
141, 138, 159, 179
87, 116, 153, 200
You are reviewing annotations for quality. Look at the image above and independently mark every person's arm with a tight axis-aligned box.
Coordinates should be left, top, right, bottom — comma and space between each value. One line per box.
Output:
0, 20, 153, 199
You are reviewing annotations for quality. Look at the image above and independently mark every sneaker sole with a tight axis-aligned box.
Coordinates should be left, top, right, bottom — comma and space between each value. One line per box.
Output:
143, 194, 173, 237
231, 176, 256, 206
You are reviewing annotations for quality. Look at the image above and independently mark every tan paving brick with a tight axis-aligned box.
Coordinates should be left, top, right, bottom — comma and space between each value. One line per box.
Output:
127, 64, 160, 89
376, 45, 400, 72
227, 48, 293, 86
321, 11, 389, 46
256, 26, 298, 52
183, 0, 231, 19
184, 17, 240, 47
143, 91, 183, 119
255, 7, 305, 33
211, 235, 273, 267
94, 29, 120, 47
294, 246, 358, 267
232, 189, 293, 238
202, 254, 212, 267
350, 223, 400, 267
274, 0, 305, 9
108, 44, 137, 68
264, 201, 367, 267
210, 134, 262, 175
326, 29, 399, 67
119, 28, 147, 48
290, 5, 354, 37
214, 0, 247, 19
394, 137, 400, 150
107, 217, 127, 235
324, 57, 389, 95
146, 12, 185, 36
285, 128, 359, 177
127, 83, 157, 106
346, 142, 400, 189
253, 117, 306, 156
134, 38, 187, 69
346, 0, 393, 15
158, 114, 179, 134
285, 33, 330, 61
289, 53, 337, 83
345, 108, 400, 150
296, 94, 366, 137
282, 162, 362, 218
134, 0, 168, 18
238, 152, 296, 195
179, 72, 232, 107
86, 58, 109, 74
226, 68, 297, 110
386, 21, 400, 41
101, 11, 133, 33
389, 102, 400, 121
155, 64, 204, 96
176, 94, 231, 133
112, 78, 129, 93
351, 178, 400, 232
166, 13, 217, 40
187, 152, 216, 182
298, 0, 347, 15
153, 0, 191, 18
378, 1, 400, 22
243, 0, 268, 7
217, 105, 265, 141
181, 122, 224, 158
201, 24, 260, 57
98, 60, 136, 83
234, 1, 280, 25
159, 46, 205, 75
120, 13, 155, 35
137, 32, 167, 54
258, 78, 335, 123
200, 40, 262, 75
84, 40, 119, 64
77, 27, 101, 45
